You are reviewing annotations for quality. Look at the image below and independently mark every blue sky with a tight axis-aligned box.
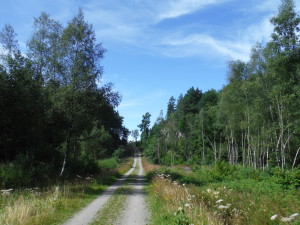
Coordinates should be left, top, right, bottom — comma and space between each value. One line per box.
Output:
1, 0, 300, 138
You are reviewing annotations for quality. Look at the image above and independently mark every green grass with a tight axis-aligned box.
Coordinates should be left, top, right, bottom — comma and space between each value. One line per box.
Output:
145, 162, 300, 225
0, 158, 133, 225
91, 186, 131, 225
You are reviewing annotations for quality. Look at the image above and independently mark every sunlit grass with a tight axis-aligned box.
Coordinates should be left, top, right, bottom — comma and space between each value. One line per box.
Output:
0, 157, 134, 225
145, 160, 300, 225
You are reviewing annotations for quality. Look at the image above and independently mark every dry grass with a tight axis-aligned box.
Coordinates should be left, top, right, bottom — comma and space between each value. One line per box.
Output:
142, 157, 159, 173
0, 186, 67, 225
147, 163, 300, 224
151, 174, 223, 225
0, 157, 135, 225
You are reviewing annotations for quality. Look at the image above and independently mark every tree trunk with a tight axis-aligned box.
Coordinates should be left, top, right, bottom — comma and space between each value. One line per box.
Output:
60, 120, 73, 176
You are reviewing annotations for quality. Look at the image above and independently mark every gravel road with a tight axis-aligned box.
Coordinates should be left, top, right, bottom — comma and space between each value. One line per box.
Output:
115, 152, 150, 225
63, 154, 137, 225
62, 151, 150, 225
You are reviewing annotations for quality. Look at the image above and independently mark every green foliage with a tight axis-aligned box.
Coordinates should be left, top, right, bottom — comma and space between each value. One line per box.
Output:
112, 148, 124, 160
269, 167, 300, 189
174, 207, 190, 225
0, 9, 129, 186
0, 155, 55, 188
143, 0, 300, 170
97, 158, 119, 170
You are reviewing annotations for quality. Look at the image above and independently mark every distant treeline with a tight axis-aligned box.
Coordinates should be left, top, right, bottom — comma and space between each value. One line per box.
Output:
0, 9, 129, 184
141, 0, 300, 169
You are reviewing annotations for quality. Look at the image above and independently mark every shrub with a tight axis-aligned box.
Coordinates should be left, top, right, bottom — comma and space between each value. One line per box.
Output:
97, 158, 118, 170
112, 148, 124, 161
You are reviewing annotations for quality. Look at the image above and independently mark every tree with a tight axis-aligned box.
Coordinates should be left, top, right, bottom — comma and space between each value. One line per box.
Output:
131, 129, 139, 143
138, 112, 151, 142
270, 0, 300, 53
27, 12, 63, 82
0, 24, 19, 56
59, 9, 106, 176
167, 96, 176, 118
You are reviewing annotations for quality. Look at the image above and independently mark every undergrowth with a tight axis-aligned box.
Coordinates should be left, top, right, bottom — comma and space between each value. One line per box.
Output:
144, 159, 300, 225
0, 157, 134, 225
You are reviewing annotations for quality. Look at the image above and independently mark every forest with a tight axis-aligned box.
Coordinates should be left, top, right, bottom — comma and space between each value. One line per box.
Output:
0, 1, 299, 224
142, 0, 300, 170
0, 9, 129, 187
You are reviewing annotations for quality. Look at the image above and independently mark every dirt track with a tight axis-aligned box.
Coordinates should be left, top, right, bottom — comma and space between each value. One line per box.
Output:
115, 152, 150, 225
63, 151, 149, 225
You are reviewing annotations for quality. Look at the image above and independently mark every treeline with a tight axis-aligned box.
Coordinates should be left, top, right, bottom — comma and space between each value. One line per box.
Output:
0, 9, 129, 185
142, 0, 300, 170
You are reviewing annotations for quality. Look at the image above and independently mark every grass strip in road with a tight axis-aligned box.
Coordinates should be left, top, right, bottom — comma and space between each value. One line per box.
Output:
90, 185, 132, 225
91, 160, 141, 225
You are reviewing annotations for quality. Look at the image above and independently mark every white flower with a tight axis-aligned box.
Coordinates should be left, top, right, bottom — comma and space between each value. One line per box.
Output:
213, 191, 219, 196
290, 213, 299, 219
207, 188, 212, 193
281, 213, 299, 222
271, 214, 278, 220
216, 199, 224, 204
218, 204, 231, 209
184, 203, 190, 208
281, 217, 293, 222
178, 207, 183, 211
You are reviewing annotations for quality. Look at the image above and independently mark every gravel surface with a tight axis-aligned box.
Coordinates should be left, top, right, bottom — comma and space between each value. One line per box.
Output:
115, 152, 150, 225
63, 155, 137, 225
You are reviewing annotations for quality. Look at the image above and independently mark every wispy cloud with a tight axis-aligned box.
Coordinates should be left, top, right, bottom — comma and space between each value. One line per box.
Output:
157, 15, 273, 61
9, 0, 298, 62
156, 0, 234, 21
253, 0, 280, 13
118, 90, 167, 109
79, 0, 283, 62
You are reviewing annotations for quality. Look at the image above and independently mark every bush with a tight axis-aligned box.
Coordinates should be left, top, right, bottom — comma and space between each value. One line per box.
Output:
97, 158, 118, 170
113, 148, 124, 160
0, 154, 57, 188
270, 166, 300, 189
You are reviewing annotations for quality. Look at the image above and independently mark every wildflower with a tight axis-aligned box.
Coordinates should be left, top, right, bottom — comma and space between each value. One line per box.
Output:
281, 213, 299, 222
184, 203, 190, 208
270, 214, 278, 220
1, 189, 13, 196
207, 188, 212, 193
213, 191, 219, 196
218, 204, 231, 209
216, 199, 224, 204
290, 213, 299, 218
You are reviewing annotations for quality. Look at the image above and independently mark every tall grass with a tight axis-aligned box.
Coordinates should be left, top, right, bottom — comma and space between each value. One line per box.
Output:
0, 157, 134, 225
146, 161, 300, 225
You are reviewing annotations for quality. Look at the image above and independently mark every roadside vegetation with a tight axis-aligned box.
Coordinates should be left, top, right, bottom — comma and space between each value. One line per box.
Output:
143, 158, 300, 225
0, 157, 133, 225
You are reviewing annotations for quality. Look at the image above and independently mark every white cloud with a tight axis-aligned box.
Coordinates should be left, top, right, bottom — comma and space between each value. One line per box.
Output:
159, 33, 250, 61
156, 0, 234, 21
118, 90, 167, 109
158, 15, 275, 61
253, 0, 280, 13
